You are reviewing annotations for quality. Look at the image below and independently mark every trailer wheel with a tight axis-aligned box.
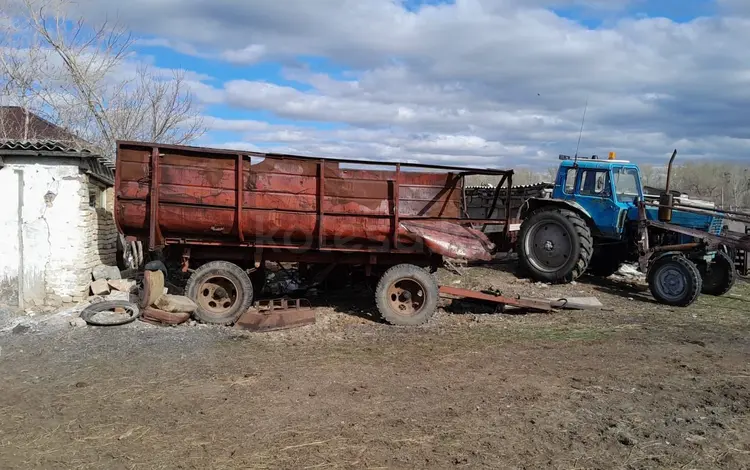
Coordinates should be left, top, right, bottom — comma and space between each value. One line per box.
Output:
375, 264, 439, 326
647, 254, 702, 307
700, 250, 736, 297
186, 261, 254, 325
518, 208, 593, 283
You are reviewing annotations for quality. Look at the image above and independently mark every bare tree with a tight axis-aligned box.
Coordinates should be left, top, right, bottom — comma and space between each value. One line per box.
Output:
0, 0, 205, 157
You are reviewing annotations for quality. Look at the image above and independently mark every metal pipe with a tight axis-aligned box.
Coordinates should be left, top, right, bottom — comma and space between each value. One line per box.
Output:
652, 242, 701, 253
664, 149, 677, 193
644, 201, 750, 225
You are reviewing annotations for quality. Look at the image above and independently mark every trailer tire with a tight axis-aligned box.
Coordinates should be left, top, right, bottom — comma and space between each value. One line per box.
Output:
186, 261, 254, 325
647, 254, 702, 307
375, 264, 439, 326
518, 208, 593, 283
700, 250, 736, 297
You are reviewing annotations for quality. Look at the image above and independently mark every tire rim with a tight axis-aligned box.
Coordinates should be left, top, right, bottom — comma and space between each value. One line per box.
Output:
387, 278, 426, 316
197, 276, 239, 317
655, 265, 687, 301
524, 221, 572, 273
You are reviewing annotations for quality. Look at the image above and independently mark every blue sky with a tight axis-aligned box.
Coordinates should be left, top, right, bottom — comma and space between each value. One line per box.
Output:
80, 0, 750, 167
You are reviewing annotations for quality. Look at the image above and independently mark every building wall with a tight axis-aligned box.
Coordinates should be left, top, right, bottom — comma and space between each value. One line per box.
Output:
0, 168, 21, 305
0, 158, 117, 308
80, 183, 118, 279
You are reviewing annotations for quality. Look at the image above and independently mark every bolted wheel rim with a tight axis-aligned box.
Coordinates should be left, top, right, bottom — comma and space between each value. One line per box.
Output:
654, 265, 687, 301
525, 221, 572, 273
197, 276, 239, 317
387, 278, 426, 317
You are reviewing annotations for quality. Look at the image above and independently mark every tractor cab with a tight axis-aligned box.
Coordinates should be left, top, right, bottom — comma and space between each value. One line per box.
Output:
551, 153, 643, 239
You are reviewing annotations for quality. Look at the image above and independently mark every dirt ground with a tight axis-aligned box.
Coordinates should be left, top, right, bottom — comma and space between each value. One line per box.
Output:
1, 264, 749, 470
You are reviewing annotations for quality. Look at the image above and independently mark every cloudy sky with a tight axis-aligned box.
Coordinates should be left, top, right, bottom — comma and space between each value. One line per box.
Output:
76, 0, 750, 169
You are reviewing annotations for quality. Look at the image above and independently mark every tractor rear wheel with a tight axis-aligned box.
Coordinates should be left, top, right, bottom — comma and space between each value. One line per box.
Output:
700, 250, 736, 296
647, 254, 702, 307
518, 208, 593, 283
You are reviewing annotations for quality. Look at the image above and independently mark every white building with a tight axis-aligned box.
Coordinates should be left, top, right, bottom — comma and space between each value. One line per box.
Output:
0, 110, 118, 309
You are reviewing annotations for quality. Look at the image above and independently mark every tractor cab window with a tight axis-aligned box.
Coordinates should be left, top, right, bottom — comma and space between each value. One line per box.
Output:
614, 167, 640, 203
564, 168, 577, 194
579, 170, 611, 197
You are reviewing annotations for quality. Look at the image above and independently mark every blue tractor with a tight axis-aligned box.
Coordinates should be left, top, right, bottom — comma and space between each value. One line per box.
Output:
516, 151, 746, 307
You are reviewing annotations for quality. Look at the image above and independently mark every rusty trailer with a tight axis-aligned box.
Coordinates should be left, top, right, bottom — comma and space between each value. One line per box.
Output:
115, 141, 516, 326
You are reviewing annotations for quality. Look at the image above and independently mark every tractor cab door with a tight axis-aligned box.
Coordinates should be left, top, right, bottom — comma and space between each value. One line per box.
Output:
557, 165, 624, 239
611, 165, 643, 223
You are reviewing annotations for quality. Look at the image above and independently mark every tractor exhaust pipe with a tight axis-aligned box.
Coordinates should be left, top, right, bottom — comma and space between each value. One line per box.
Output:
659, 149, 678, 222
664, 149, 677, 193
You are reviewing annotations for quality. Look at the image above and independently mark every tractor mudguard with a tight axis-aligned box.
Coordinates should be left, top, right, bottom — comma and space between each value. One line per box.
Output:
520, 198, 594, 225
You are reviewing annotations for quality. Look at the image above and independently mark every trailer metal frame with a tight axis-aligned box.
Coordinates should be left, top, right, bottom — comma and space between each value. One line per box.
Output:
115, 141, 515, 264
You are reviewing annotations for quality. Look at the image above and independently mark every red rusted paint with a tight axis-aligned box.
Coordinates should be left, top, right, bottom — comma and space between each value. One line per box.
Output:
236, 154, 244, 242
400, 220, 494, 261
393, 163, 401, 248
116, 141, 514, 261
318, 160, 325, 248
438, 286, 552, 312
148, 147, 163, 250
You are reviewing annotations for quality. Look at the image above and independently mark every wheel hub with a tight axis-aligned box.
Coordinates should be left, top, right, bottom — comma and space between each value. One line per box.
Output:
657, 267, 686, 298
526, 221, 572, 272
197, 276, 239, 316
387, 278, 426, 316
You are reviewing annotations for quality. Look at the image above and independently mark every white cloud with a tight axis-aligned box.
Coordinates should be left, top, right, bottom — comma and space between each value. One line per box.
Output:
59, 0, 750, 167
220, 44, 267, 65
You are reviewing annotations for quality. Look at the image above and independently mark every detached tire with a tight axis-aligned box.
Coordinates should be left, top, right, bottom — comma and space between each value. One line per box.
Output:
186, 261, 254, 325
375, 264, 439, 326
518, 208, 593, 283
647, 254, 702, 307
700, 250, 736, 296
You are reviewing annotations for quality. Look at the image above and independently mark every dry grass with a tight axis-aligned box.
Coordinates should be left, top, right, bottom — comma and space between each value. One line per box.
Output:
0, 270, 748, 469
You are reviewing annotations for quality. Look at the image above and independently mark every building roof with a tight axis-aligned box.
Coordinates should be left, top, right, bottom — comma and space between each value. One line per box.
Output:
0, 107, 114, 185
0, 139, 114, 186
0, 106, 82, 142
0, 139, 94, 155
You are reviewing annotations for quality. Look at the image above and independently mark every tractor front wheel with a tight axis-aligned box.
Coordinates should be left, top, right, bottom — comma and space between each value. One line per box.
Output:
700, 250, 736, 297
647, 254, 702, 307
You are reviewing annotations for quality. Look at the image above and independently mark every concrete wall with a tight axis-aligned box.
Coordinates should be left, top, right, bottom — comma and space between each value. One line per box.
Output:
0, 169, 21, 305
0, 158, 117, 308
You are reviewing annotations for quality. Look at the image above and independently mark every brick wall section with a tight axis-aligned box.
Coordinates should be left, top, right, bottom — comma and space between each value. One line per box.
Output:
80, 181, 118, 278
46, 177, 117, 304
44, 173, 91, 305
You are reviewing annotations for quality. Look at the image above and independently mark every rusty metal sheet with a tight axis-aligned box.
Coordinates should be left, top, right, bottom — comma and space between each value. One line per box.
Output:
438, 286, 552, 312
234, 298, 315, 332
401, 220, 495, 261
